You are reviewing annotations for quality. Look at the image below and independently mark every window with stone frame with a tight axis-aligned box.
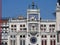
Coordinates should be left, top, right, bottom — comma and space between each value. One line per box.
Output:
50, 40, 56, 45
40, 24, 46, 31
41, 35, 47, 38
10, 35, 16, 38
11, 25, 16, 27
20, 25, 22, 27
49, 24, 55, 32
11, 25, 13, 27
50, 35, 55, 38
41, 40, 47, 45
20, 40, 25, 45
20, 35, 26, 38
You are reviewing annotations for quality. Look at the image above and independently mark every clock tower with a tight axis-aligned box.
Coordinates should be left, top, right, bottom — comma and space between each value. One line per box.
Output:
27, 1, 40, 32
26, 1, 41, 45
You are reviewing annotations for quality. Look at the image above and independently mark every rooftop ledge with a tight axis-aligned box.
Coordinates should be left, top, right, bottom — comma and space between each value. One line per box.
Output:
27, 9, 40, 11
41, 19, 56, 22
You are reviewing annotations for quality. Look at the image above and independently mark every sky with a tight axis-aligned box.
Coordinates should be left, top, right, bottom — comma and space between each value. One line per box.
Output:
2, 0, 57, 19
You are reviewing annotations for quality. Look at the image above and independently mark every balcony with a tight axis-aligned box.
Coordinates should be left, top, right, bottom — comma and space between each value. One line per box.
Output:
27, 19, 40, 23
29, 30, 39, 32
10, 37, 16, 40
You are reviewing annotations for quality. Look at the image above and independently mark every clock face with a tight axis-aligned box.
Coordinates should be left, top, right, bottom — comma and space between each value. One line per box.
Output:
30, 37, 37, 44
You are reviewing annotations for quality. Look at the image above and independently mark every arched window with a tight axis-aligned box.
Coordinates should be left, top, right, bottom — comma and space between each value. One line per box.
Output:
45, 40, 47, 45
5, 42, 7, 45
45, 35, 47, 38
50, 40, 52, 45
41, 40, 47, 45
41, 40, 43, 45
54, 40, 56, 45
50, 35, 52, 38
41, 35, 43, 38
2, 42, 4, 45
50, 40, 56, 45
